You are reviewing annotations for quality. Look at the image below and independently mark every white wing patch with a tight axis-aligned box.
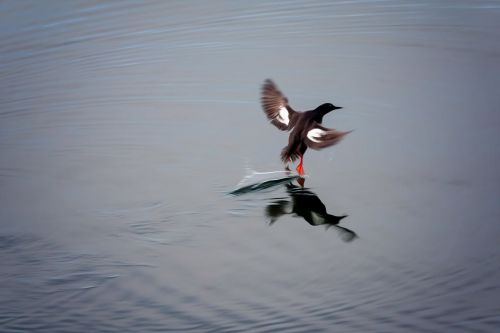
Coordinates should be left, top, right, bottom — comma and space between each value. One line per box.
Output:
307, 128, 326, 143
276, 106, 289, 125
311, 211, 326, 225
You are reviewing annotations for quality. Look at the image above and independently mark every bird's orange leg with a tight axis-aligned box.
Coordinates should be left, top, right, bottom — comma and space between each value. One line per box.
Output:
296, 154, 305, 175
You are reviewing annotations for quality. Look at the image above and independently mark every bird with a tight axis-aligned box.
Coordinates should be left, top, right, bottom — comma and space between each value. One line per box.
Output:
260, 79, 351, 176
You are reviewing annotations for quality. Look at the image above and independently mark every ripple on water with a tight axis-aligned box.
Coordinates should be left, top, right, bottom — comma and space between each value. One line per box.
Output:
0, 234, 118, 332
93, 200, 206, 247
1, 1, 500, 332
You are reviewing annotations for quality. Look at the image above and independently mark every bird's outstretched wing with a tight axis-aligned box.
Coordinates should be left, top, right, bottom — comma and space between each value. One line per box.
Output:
261, 79, 298, 131
304, 123, 351, 150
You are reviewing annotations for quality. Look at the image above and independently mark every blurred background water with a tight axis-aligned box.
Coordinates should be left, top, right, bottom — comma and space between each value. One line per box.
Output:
1, 1, 500, 332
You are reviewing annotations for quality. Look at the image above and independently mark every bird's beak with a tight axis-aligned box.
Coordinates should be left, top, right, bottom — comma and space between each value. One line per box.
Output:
334, 106, 343, 110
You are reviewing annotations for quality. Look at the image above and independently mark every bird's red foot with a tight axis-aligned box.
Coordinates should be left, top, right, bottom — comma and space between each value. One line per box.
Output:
296, 164, 305, 176
296, 154, 305, 175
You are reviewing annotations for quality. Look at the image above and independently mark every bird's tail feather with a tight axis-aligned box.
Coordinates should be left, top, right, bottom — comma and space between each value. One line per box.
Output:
280, 146, 299, 163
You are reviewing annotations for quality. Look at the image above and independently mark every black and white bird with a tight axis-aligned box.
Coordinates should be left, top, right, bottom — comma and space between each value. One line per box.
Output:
260, 79, 351, 175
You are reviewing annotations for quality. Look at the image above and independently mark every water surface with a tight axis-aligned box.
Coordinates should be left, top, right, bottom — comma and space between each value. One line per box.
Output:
1, 1, 500, 332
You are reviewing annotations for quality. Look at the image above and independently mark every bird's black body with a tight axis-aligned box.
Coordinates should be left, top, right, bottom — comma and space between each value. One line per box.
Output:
260, 79, 350, 175
281, 103, 338, 162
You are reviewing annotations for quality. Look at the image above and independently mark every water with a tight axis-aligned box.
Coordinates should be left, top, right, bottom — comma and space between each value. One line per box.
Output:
1, 1, 500, 332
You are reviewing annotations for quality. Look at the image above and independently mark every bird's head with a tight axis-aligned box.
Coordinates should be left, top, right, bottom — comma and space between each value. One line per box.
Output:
318, 103, 342, 112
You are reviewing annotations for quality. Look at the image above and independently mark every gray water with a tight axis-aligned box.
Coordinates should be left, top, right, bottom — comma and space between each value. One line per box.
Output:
1, 1, 500, 332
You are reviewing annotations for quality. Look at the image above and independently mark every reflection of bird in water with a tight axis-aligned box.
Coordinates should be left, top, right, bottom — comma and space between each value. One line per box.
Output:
266, 180, 357, 242
260, 79, 351, 176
